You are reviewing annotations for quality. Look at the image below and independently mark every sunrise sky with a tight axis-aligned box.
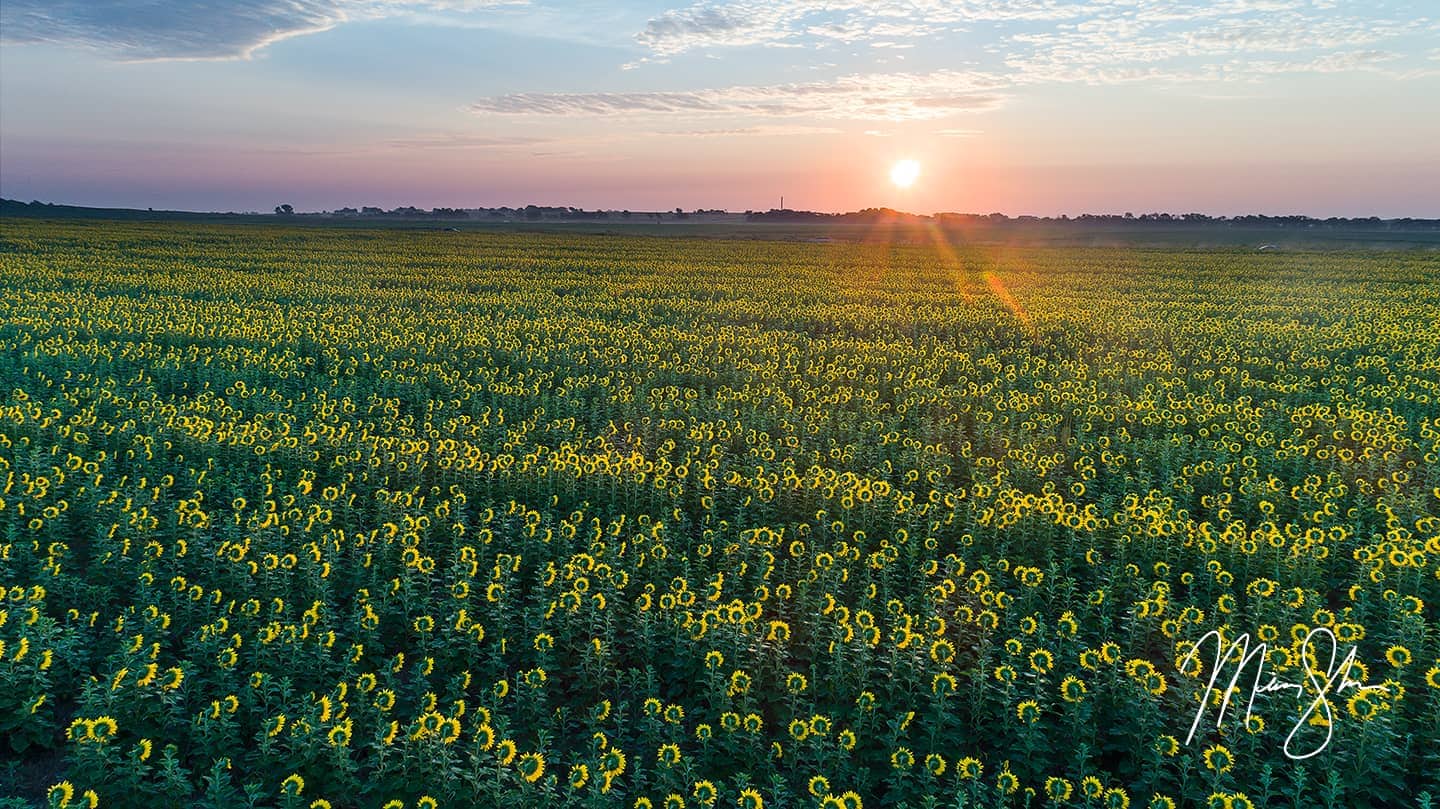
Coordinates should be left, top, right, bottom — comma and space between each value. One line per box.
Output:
2, 1, 1438, 215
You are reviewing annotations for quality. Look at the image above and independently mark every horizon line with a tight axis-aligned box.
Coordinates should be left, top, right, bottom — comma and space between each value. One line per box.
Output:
6, 198, 1440, 223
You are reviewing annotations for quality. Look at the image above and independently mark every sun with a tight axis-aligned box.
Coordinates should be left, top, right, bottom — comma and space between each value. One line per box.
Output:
889, 159, 921, 189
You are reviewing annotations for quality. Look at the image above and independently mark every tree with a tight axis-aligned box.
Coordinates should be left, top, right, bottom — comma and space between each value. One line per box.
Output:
275, 204, 294, 215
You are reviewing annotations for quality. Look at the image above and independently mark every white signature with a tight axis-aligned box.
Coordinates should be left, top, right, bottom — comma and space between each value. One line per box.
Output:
1178, 626, 1388, 760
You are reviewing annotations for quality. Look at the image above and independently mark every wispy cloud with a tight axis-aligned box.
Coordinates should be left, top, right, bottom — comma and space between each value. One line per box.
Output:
469, 71, 1006, 121
630, 0, 1435, 89
631, 0, 1094, 57
1242, 48, 1437, 79
636, 5, 789, 56
0, 0, 517, 60
1003, 10, 1427, 83
386, 133, 550, 150
654, 125, 844, 137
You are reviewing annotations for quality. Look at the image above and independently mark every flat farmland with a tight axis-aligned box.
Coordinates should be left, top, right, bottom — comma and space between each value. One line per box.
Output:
1, 220, 1437, 808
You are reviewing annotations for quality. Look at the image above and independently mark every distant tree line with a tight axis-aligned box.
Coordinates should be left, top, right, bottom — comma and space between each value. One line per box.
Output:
747, 207, 919, 224
325, 205, 620, 221
747, 207, 1440, 229
318, 205, 733, 221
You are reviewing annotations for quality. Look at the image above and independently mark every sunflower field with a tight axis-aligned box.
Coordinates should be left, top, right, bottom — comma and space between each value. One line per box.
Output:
1, 220, 1437, 809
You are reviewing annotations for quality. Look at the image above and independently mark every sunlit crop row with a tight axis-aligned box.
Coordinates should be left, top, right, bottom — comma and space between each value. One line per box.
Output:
1, 220, 1437, 808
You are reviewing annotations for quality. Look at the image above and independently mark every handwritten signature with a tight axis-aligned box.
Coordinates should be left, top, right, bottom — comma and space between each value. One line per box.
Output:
1178, 626, 1388, 760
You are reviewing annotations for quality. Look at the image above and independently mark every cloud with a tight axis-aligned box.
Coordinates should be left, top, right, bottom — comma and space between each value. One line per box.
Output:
386, 133, 550, 149
1006, 11, 1418, 77
1005, 11, 1430, 85
936, 128, 982, 137
655, 125, 844, 137
632, 0, 1105, 56
0, 0, 514, 60
636, 6, 789, 55
1242, 49, 1415, 75
630, 0, 1435, 88
469, 70, 1006, 121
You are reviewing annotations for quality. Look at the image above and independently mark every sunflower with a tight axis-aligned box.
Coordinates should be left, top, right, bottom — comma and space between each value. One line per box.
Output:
729, 670, 752, 696
924, 753, 947, 776
932, 672, 957, 696
930, 639, 956, 663
602, 749, 627, 777
1346, 692, 1379, 720
996, 765, 1019, 795
786, 672, 808, 693
1203, 744, 1233, 774
91, 713, 118, 742
1385, 645, 1412, 667
788, 719, 810, 741
47, 782, 75, 808
518, 752, 545, 783
569, 764, 590, 790
327, 720, 352, 747
1029, 649, 1055, 673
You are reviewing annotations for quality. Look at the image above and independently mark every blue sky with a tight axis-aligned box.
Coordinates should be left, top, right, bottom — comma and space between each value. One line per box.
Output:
1, 0, 1437, 215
